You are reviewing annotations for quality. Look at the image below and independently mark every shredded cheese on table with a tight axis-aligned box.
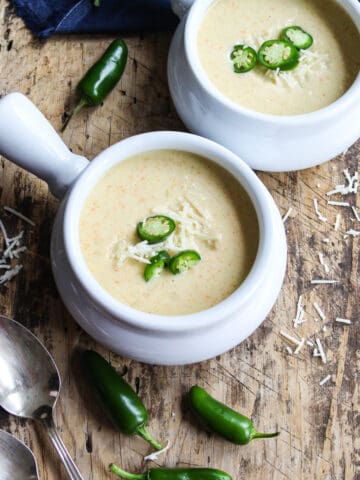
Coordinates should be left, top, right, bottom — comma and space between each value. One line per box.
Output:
293, 295, 306, 328
310, 279, 339, 285
313, 199, 327, 222
144, 441, 171, 462
282, 207, 292, 223
345, 229, 360, 237
319, 374, 332, 386
315, 338, 327, 364
335, 318, 352, 325
327, 200, 350, 207
318, 253, 329, 274
333, 214, 341, 231
0, 215, 29, 285
326, 169, 358, 196
3, 206, 35, 227
313, 302, 326, 321
351, 206, 360, 222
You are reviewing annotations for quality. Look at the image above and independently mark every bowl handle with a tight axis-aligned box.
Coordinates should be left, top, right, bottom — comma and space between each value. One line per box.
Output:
0, 93, 89, 198
171, 0, 195, 18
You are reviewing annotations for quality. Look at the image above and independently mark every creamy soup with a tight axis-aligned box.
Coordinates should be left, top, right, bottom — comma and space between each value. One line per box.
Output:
79, 150, 259, 315
198, 0, 360, 115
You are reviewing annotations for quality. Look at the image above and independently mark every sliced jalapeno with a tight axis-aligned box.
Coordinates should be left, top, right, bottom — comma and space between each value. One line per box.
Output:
169, 250, 201, 275
144, 260, 165, 282
281, 26, 313, 50
230, 45, 257, 73
137, 215, 175, 244
144, 251, 171, 282
150, 250, 171, 265
258, 40, 299, 71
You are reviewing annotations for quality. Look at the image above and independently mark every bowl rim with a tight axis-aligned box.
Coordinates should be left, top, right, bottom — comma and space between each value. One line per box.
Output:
63, 131, 283, 333
183, 0, 360, 124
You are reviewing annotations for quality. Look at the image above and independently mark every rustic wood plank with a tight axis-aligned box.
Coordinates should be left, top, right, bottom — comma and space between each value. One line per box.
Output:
0, 2, 358, 480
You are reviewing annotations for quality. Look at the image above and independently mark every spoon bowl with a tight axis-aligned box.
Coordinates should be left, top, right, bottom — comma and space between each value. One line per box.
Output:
0, 430, 39, 480
0, 316, 83, 480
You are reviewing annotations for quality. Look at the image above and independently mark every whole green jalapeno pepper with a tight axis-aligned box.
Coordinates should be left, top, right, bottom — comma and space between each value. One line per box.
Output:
109, 464, 232, 480
82, 350, 162, 450
189, 385, 279, 445
62, 38, 128, 131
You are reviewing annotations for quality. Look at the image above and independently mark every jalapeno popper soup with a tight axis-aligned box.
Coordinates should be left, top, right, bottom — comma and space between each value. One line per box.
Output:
197, 0, 360, 115
79, 150, 259, 315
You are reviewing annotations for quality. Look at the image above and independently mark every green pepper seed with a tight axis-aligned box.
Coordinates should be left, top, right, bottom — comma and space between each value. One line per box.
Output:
109, 465, 233, 480
230, 45, 257, 73
169, 250, 201, 274
258, 39, 299, 71
281, 26, 313, 50
189, 385, 280, 445
137, 215, 176, 244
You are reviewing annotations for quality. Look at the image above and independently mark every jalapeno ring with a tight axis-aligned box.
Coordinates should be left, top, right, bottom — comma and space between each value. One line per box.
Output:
281, 26, 313, 50
258, 39, 299, 71
137, 215, 176, 244
230, 45, 257, 73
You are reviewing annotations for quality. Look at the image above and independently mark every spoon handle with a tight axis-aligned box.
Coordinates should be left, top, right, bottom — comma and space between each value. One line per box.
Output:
41, 413, 84, 480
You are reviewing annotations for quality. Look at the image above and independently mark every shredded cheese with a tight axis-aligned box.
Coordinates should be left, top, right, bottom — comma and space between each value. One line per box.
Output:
313, 199, 327, 222
293, 295, 306, 328
282, 207, 292, 223
326, 169, 358, 196
112, 199, 220, 267
0, 217, 27, 285
351, 206, 360, 222
335, 318, 352, 325
315, 338, 327, 364
311, 279, 339, 284
327, 200, 350, 207
3, 206, 35, 226
0, 264, 23, 284
313, 302, 326, 321
345, 229, 360, 237
333, 214, 341, 232
265, 48, 329, 88
319, 374, 332, 386
294, 338, 305, 355
318, 253, 329, 274
280, 330, 302, 346
144, 441, 171, 462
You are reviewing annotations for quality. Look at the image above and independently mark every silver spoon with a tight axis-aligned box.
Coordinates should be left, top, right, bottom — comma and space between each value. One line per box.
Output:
0, 315, 84, 480
0, 429, 39, 480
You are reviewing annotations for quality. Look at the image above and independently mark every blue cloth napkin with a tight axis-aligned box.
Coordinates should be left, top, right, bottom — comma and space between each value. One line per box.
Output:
12, 0, 179, 39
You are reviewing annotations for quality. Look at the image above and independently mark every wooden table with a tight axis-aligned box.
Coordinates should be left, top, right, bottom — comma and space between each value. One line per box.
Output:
0, 3, 358, 479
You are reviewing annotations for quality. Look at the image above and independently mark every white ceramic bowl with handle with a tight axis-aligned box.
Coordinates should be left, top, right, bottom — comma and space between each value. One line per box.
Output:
168, 0, 360, 171
0, 93, 287, 365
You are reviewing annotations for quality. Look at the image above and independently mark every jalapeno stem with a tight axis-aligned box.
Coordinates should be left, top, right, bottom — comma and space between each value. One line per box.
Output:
61, 97, 88, 132
136, 424, 163, 450
110, 464, 147, 480
250, 428, 280, 440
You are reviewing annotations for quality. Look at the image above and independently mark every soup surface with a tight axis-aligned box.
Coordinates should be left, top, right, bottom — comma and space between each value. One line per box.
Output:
79, 150, 259, 315
198, 0, 360, 115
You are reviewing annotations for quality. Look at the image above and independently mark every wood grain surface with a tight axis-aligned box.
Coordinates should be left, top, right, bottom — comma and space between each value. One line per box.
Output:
0, 2, 359, 479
